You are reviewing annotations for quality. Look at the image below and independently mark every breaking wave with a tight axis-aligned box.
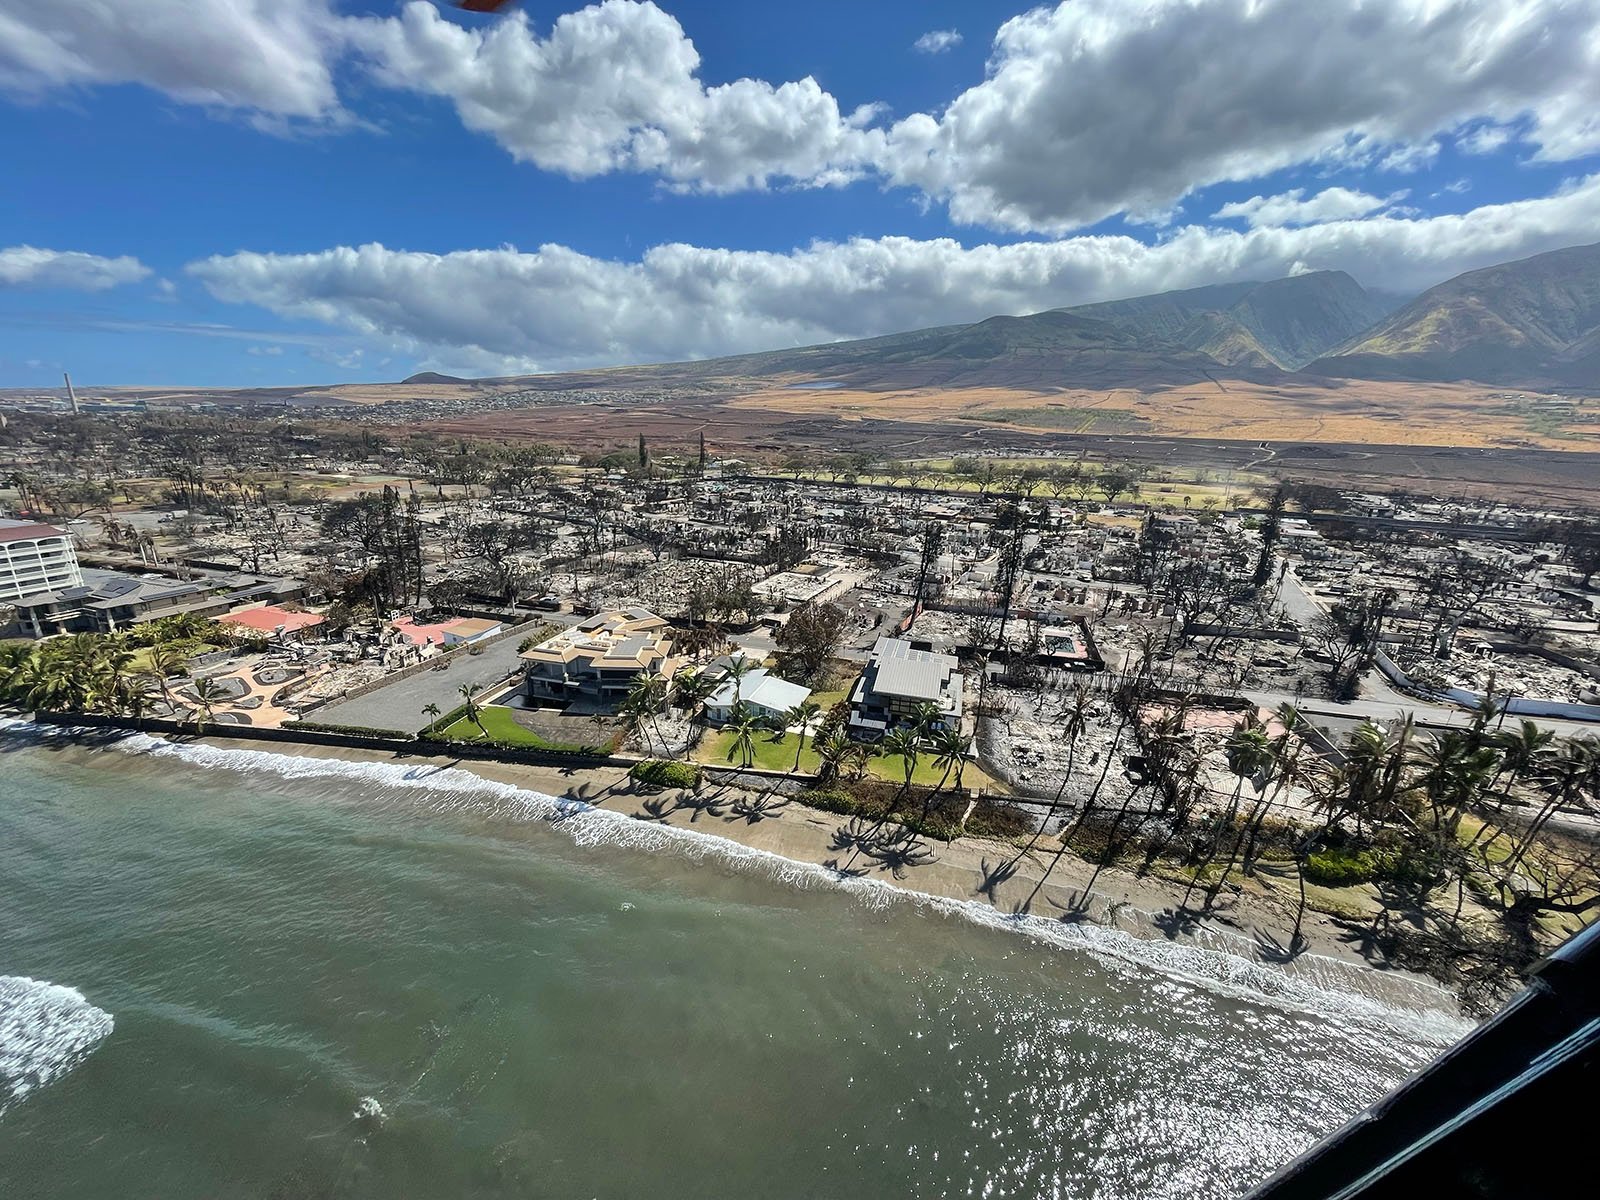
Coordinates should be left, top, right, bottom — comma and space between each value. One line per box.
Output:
2, 719, 1473, 1046
0, 975, 114, 1117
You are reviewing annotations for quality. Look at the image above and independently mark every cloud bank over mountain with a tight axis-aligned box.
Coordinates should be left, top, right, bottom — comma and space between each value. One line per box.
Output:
188, 174, 1600, 374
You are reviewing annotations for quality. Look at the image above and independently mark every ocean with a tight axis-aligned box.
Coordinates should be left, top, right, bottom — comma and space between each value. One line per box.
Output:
0, 723, 1469, 1199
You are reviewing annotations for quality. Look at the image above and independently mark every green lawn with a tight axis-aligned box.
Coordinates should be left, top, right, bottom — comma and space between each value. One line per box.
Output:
694, 726, 990, 788
441, 705, 584, 750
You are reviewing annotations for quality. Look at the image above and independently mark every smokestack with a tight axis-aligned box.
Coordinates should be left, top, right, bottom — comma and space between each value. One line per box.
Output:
63, 372, 80, 414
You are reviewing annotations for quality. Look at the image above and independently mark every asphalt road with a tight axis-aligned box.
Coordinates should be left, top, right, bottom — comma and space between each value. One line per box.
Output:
312, 636, 532, 733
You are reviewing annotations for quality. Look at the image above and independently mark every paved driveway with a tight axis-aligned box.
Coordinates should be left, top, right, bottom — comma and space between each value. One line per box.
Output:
311, 637, 530, 733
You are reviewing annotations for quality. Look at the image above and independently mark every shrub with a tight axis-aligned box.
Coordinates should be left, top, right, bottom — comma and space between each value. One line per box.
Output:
796, 787, 861, 816
1304, 848, 1381, 887
630, 759, 700, 790
287, 720, 409, 739
794, 785, 967, 842
964, 798, 1034, 840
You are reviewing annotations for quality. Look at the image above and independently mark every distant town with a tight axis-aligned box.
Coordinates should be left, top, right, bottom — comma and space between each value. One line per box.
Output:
1, 401, 1596, 1007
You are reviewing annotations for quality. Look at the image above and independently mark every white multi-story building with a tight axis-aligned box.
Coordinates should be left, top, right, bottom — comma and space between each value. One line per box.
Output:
0, 518, 83, 604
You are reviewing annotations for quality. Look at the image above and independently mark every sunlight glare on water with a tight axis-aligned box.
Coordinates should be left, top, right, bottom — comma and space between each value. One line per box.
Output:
0, 727, 1465, 1199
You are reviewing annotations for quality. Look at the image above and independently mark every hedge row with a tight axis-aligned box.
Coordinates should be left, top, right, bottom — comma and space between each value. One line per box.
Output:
420, 703, 470, 737
286, 720, 410, 739
630, 760, 701, 790
793, 785, 964, 842
413, 732, 608, 758
1303, 846, 1435, 888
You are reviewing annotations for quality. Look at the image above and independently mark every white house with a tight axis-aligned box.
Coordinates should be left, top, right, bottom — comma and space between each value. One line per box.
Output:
706, 668, 812, 726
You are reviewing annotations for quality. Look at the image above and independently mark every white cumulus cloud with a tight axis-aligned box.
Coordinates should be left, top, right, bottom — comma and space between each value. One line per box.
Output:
1213, 187, 1404, 228
6, 1, 1600, 230
0, 245, 150, 291
913, 30, 963, 55
0, 0, 353, 125
186, 176, 1600, 375
876, 0, 1600, 232
348, 1, 884, 191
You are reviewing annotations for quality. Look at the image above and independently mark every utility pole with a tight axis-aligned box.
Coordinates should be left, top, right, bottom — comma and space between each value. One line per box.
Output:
63, 372, 80, 414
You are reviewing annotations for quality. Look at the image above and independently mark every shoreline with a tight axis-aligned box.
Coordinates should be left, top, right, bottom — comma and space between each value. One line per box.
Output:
5, 718, 1468, 1023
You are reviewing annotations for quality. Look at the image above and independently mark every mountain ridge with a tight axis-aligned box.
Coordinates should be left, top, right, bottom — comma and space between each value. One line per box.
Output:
409, 242, 1598, 397
1310, 242, 1600, 385
1058, 270, 1396, 370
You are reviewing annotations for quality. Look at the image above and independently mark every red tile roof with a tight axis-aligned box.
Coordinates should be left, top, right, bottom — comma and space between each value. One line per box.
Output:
0, 521, 68, 544
220, 605, 325, 633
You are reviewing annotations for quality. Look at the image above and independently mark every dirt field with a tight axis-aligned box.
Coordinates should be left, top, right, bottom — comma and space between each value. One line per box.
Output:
723, 375, 1593, 450
413, 384, 1600, 503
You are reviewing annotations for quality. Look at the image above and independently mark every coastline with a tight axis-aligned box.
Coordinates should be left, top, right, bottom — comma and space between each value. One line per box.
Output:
124, 729, 1465, 1021
0, 713, 1469, 1027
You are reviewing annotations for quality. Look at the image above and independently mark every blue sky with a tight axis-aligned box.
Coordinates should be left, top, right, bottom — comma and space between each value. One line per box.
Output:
2, 0, 1598, 387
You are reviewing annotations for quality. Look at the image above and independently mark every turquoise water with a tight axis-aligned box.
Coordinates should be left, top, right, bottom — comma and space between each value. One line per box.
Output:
0, 727, 1466, 1199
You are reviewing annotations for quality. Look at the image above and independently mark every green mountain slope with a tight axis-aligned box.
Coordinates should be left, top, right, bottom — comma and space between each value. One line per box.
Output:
1311, 242, 1600, 386
1060, 271, 1392, 369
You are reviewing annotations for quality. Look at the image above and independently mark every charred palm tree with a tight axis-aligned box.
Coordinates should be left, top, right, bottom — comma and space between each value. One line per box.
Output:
1183, 720, 1275, 912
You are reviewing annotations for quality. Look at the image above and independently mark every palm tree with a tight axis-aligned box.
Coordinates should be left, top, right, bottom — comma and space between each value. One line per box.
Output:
420, 702, 442, 730
1504, 736, 1599, 877
920, 726, 973, 824
624, 672, 668, 750
90, 645, 139, 714
458, 682, 487, 738
143, 641, 188, 711
16, 654, 79, 713
1235, 703, 1303, 877
814, 726, 850, 786
880, 726, 921, 795
842, 740, 873, 782
1184, 719, 1276, 911
910, 700, 942, 739
190, 676, 226, 733
1412, 731, 1493, 827
671, 668, 720, 758
725, 704, 761, 771
785, 699, 823, 771
723, 655, 757, 693
0, 642, 33, 700
674, 667, 714, 716
930, 727, 972, 794
1465, 720, 1555, 856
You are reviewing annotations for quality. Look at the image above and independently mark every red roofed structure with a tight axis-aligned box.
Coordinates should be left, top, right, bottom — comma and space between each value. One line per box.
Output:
220, 605, 326, 637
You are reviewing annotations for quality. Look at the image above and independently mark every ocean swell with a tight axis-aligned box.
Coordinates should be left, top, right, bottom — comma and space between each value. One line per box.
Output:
2, 719, 1474, 1046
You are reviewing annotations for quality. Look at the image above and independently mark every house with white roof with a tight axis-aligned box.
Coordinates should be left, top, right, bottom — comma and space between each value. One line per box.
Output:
705, 667, 812, 726
848, 636, 964, 735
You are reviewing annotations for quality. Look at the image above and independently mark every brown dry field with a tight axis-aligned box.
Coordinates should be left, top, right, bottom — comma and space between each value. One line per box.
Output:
417, 377, 1600, 505
725, 375, 1589, 450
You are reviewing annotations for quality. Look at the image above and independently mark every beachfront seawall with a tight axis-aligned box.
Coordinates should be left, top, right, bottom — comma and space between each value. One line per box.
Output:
25, 709, 632, 771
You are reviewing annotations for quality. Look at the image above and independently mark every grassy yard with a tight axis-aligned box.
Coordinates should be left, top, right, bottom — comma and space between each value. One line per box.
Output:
441, 705, 586, 751
695, 726, 993, 788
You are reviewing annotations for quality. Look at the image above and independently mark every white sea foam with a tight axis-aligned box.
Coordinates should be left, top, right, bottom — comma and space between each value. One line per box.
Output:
0, 975, 115, 1116
354, 1095, 386, 1128
3, 719, 1475, 1045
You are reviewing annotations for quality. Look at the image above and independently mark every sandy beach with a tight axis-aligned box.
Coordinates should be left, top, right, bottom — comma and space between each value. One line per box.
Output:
167, 732, 1462, 1015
